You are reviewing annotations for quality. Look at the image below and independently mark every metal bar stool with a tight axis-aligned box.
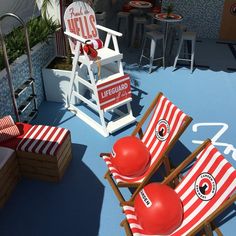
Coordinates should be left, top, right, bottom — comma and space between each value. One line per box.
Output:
144, 23, 163, 33
139, 31, 165, 73
174, 24, 188, 40
146, 12, 156, 24
173, 31, 196, 73
131, 16, 148, 47
117, 11, 130, 42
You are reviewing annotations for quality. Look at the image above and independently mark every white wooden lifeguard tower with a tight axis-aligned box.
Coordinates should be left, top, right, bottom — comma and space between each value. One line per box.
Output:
64, 1, 136, 137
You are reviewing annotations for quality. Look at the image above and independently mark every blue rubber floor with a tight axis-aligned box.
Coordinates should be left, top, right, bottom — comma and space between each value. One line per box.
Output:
0, 39, 235, 236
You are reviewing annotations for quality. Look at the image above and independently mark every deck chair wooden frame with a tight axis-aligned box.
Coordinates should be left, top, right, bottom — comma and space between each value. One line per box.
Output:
121, 139, 236, 236
100, 92, 192, 204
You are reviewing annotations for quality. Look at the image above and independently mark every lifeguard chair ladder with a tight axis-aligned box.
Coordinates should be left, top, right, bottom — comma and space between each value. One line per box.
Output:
64, 2, 135, 137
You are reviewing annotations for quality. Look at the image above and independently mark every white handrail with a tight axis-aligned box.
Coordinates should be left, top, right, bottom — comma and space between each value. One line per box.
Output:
64, 31, 88, 43
96, 24, 122, 37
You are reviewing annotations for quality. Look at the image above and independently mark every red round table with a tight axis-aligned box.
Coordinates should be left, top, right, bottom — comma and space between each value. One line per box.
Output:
129, 1, 153, 15
129, 1, 153, 9
154, 13, 183, 23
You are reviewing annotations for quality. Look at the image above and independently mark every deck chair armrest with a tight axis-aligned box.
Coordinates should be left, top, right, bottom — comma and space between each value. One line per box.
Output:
96, 24, 122, 37
64, 31, 88, 44
131, 123, 144, 138
162, 139, 211, 186
121, 201, 134, 207
120, 219, 133, 236
100, 152, 110, 157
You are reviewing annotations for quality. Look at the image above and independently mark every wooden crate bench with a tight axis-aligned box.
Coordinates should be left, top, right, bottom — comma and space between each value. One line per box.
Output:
16, 125, 72, 182
0, 147, 20, 208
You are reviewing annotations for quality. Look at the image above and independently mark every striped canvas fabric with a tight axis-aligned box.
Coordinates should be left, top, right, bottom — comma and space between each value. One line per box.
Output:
0, 122, 32, 149
123, 143, 236, 236
0, 115, 15, 130
16, 125, 69, 157
0, 125, 20, 143
103, 94, 187, 184
0, 115, 20, 143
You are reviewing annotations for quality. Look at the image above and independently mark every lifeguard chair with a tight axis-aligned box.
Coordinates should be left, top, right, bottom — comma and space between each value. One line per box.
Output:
64, 1, 136, 137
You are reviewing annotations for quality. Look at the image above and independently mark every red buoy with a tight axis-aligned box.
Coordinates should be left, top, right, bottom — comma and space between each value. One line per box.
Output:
111, 136, 150, 177
134, 183, 183, 234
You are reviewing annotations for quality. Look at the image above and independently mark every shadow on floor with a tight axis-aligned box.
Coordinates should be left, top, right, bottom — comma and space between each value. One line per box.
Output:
169, 140, 192, 167
0, 143, 104, 236
216, 203, 236, 227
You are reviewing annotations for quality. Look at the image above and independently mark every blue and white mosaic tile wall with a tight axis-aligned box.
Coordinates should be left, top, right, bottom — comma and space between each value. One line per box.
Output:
0, 38, 55, 121
162, 0, 224, 39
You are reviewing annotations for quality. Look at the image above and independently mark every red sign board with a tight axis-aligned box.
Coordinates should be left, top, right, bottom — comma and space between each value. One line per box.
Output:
97, 74, 132, 110
64, 1, 98, 52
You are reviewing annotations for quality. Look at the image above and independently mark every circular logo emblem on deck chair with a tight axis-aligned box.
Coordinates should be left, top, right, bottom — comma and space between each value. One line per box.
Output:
195, 173, 217, 201
155, 119, 170, 141
230, 3, 236, 15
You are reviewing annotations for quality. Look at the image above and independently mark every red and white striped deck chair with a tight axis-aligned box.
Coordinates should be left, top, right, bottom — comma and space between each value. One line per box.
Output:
121, 139, 236, 236
100, 92, 192, 204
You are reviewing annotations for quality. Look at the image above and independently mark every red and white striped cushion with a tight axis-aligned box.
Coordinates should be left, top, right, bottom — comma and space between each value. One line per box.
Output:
0, 115, 21, 143
123, 143, 236, 236
103, 94, 188, 184
0, 125, 20, 143
0, 115, 15, 130
16, 125, 69, 156
0, 122, 32, 149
